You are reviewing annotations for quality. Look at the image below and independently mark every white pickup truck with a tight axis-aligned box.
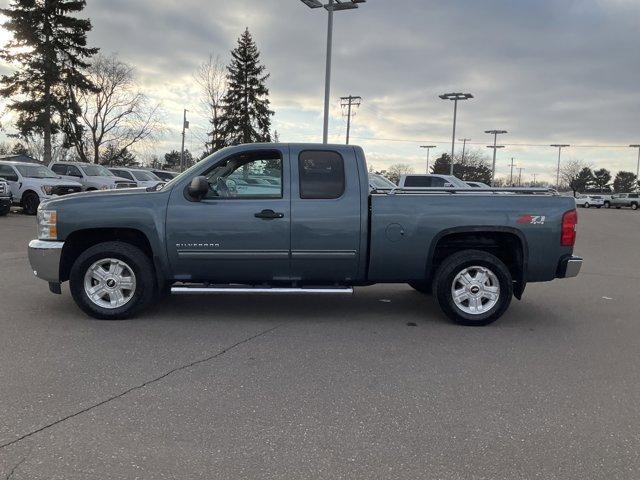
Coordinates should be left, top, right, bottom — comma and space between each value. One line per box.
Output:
0, 161, 83, 215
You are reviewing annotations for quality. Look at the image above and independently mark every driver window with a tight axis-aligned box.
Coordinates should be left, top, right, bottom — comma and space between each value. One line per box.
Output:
203, 151, 282, 199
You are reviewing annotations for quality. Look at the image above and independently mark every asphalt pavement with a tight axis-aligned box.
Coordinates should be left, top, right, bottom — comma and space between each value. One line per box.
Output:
1, 208, 639, 479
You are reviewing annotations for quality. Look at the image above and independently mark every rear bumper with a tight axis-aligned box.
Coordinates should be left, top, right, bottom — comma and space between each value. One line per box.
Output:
557, 255, 583, 278
28, 239, 64, 283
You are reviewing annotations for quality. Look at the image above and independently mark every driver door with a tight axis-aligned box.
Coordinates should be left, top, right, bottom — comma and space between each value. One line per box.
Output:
165, 147, 291, 283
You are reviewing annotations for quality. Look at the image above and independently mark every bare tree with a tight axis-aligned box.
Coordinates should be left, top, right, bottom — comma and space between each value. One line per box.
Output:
385, 163, 414, 184
67, 54, 164, 163
194, 54, 227, 154
560, 159, 589, 191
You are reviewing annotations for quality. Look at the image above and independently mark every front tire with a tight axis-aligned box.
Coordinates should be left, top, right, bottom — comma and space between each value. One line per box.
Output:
604, 201, 610, 208
632, 203, 638, 210
584, 202, 590, 208
22, 191, 40, 215
433, 250, 512, 326
69, 241, 155, 320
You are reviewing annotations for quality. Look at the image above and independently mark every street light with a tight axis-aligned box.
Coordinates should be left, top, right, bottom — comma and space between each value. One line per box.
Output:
550, 144, 570, 189
420, 145, 436, 173
485, 129, 507, 186
630, 144, 640, 179
300, 0, 367, 144
439, 92, 473, 175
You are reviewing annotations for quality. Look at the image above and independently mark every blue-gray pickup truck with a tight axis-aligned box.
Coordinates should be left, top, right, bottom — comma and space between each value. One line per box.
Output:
28, 143, 582, 325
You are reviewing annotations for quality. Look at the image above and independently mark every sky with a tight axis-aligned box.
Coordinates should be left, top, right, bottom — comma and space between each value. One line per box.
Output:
1, 0, 639, 182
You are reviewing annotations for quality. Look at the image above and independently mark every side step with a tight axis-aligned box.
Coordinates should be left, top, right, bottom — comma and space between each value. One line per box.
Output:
171, 286, 354, 295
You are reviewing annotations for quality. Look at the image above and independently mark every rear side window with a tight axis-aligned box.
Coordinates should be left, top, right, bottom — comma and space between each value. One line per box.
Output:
51, 164, 67, 175
298, 151, 344, 199
404, 176, 432, 187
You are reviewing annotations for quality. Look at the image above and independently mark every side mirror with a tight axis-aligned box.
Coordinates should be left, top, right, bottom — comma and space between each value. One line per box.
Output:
186, 176, 209, 201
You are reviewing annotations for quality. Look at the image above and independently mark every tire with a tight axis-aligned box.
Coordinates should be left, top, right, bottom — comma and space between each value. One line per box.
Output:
632, 203, 638, 211
596, 206, 602, 209
21, 191, 40, 215
408, 281, 431, 295
433, 249, 512, 326
616, 206, 621, 209
69, 241, 156, 320
584, 203, 590, 208
604, 201, 610, 209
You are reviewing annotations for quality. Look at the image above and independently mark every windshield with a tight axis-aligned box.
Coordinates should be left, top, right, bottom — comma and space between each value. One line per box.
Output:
81, 165, 114, 177
369, 174, 396, 189
14, 164, 58, 179
132, 170, 161, 181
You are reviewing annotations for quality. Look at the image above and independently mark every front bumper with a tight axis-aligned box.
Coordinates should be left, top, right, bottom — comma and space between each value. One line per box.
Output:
28, 239, 64, 283
557, 255, 583, 278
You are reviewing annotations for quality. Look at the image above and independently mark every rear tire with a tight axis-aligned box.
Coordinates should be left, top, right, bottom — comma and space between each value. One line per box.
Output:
632, 203, 638, 210
69, 241, 155, 320
604, 201, 610, 208
584, 203, 590, 208
22, 191, 40, 215
433, 249, 512, 326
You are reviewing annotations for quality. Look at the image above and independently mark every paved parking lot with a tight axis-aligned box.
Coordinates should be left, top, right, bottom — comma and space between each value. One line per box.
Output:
1, 208, 639, 479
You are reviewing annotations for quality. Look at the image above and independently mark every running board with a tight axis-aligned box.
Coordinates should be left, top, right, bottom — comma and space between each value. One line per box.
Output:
171, 286, 353, 295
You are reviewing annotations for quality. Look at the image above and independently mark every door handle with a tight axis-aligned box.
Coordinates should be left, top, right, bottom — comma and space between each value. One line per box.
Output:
254, 209, 284, 219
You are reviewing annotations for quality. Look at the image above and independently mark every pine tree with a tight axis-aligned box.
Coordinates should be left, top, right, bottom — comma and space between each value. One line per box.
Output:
0, 0, 98, 164
221, 29, 274, 145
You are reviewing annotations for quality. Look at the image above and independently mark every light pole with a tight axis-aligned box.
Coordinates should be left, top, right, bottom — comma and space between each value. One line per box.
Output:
340, 95, 362, 144
485, 130, 507, 186
459, 138, 471, 163
532, 173, 537, 186
300, 0, 367, 144
550, 144, 570, 189
517, 167, 525, 187
420, 145, 436, 173
439, 93, 473, 175
180, 109, 189, 172
508, 157, 516, 186
630, 144, 640, 180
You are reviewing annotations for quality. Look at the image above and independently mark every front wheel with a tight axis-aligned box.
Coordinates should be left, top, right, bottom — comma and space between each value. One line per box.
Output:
433, 250, 512, 326
22, 192, 40, 215
69, 241, 156, 320
604, 201, 610, 208
632, 203, 638, 210
584, 203, 590, 208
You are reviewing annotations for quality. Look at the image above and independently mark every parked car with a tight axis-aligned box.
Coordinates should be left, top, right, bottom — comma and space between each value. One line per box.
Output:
574, 195, 604, 208
466, 181, 491, 189
368, 173, 397, 190
28, 144, 582, 325
0, 161, 83, 215
608, 193, 640, 210
49, 161, 137, 191
398, 173, 469, 188
149, 169, 179, 182
108, 167, 165, 188
0, 180, 12, 216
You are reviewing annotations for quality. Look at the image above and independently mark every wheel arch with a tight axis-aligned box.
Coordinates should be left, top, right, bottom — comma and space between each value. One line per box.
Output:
59, 228, 164, 286
426, 226, 528, 299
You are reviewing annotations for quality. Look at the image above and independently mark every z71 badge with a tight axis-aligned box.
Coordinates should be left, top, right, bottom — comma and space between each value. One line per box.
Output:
517, 214, 546, 225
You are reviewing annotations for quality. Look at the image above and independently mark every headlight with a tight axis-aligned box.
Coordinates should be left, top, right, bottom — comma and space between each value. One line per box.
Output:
37, 209, 58, 240
41, 185, 54, 195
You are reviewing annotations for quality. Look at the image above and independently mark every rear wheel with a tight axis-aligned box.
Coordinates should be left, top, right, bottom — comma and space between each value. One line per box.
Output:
604, 201, 610, 208
21, 191, 40, 215
69, 241, 155, 320
433, 250, 512, 326
632, 203, 638, 210
584, 202, 590, 208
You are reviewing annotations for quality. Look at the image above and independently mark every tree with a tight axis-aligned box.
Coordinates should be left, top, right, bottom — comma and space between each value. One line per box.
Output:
66, 53, 163, 164
592, 168, 612, 192
567, 167, 594, 195
560, 159, 589, 192
385, 163, 414, 184
194, 54, 227, 154
98, 144, 138, 167
613, 171, 637, 193
163, 149, 193, 170
221, 29, 274, 145
0, 0, 98, 164
431, 151, 492, 184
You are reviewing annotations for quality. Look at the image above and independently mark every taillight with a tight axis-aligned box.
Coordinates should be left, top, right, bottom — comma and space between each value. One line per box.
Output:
561, 209, 577, 246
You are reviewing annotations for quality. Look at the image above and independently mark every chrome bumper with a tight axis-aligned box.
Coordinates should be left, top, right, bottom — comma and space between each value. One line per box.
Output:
28, 239, 64, 283
558, 255, 583, 278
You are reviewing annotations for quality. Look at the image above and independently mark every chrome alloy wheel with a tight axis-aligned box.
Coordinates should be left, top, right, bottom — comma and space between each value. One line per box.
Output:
83, 258, 136, 309
451, 266, 500, 315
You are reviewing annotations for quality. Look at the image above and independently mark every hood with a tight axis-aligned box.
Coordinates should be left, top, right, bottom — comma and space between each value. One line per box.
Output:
25, 177, 83, 187
86, 175, 132, 184
41, 186, 151, 210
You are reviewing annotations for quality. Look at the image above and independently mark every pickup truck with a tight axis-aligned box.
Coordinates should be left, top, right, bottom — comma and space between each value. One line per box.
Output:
0, 180, 11, 216
28, 143, 582, 326
608, 193, 639, 210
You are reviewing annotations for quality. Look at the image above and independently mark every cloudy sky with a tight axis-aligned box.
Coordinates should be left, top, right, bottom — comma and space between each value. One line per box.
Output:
1, 0, 639, 182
